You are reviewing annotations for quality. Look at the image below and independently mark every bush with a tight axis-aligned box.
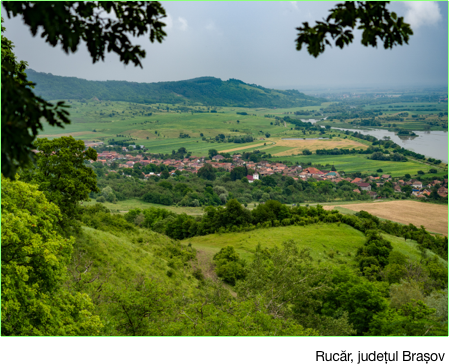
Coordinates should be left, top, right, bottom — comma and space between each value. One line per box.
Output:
213, 246, 246, 285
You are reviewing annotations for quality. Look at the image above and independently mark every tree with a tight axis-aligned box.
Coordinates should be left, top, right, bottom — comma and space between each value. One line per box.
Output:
1, 1, 167, 178
208, 149, 218, 159
213, 246, 246, 286
21, 137, 100, 231
296, 1, 413, 58
197, 163, 217, 181
1, 176, 102, 335
302, 149, 312, 155
230, 166, 248, 181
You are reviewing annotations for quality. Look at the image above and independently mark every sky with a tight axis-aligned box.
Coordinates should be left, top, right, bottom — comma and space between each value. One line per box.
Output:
2, 1, 448, 91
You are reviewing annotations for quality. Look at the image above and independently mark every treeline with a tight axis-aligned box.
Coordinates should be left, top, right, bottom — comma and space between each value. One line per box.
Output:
26, 69, 324, 108
94, 169, 373, 206
121, 199, 448, 260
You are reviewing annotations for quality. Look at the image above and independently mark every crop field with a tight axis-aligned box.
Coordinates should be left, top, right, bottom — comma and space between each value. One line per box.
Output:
270, 154, 430, 176
184, 223, 429, 264
324, 200, 448, 235
40, 100, 330, 155
269, 137, 368, 156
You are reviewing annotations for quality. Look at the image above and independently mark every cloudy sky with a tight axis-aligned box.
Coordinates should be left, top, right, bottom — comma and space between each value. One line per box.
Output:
2, 1, 447, 90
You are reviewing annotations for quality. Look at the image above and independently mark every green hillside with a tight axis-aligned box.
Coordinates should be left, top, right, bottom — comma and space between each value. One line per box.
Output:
26, 69, 324, 108
184, 223, 438, 265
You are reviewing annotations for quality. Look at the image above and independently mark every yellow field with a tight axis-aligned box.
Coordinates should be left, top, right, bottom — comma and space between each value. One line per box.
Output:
218, 143, 267, 153
324, 200, 448, 235
271, 137, 368, 156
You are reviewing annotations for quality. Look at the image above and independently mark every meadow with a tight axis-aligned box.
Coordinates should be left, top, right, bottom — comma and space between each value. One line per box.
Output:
183, 223, 433, 265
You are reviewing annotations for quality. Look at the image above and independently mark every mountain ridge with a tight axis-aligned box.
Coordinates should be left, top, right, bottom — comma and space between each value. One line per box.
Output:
26, 69, 324, 108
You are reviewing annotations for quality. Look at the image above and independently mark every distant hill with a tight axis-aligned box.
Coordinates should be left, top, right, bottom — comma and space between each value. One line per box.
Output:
26, 69, 324, 108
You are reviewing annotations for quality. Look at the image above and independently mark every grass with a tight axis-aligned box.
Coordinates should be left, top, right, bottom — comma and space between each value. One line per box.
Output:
184, 223, 366, 264
183, 222, 443, 267
83, 198, 204, 215
75, 226, 182, 287
270, 154, 429, 176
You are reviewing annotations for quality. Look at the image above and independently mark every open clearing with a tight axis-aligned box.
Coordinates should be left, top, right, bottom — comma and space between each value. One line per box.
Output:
270, 138, 368, 156
324, 200, 448, 235
184, 223, 432, 265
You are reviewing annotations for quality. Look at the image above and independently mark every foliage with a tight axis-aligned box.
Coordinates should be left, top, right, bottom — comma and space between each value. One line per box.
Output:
213, 246, 246, 285
1, 1, 167, 178
356, 229, 393, 278
197, 163, 217, 181
367, 300, 447, 336
321, 267, 387, 335
21, 137, 99, 232
296, 1, 413, 57
235, 241, 355, 335
27, 70, 324, 108
1, 21, 70, 179
1, 176, 102, 335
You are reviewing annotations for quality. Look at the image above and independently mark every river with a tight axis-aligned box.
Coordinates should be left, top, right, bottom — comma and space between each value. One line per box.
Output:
331, 127, 448, 163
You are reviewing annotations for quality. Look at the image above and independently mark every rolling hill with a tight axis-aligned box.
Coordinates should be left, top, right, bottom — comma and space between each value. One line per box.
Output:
26, 69, 324, 108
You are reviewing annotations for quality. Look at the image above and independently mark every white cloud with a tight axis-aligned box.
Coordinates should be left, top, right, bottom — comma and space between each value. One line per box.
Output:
290, 2, 299, 11
402, 2, 442, 28
178, 17, 188, 31
205, 21, 215, 31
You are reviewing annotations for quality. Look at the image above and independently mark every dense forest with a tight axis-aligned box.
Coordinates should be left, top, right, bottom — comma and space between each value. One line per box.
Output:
26, 69, 324, 108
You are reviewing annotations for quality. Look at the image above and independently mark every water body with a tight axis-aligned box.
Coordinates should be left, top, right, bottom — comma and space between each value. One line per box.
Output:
331, 127, 448, 163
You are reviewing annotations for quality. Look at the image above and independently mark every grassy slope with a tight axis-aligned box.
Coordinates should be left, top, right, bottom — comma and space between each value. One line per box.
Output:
183, 223, 445, 267
72, 226, 196, 292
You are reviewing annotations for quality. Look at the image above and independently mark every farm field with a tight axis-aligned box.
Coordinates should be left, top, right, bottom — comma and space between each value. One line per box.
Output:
269, 137, 368, 156
40, 100, 328, 155
40, 99, 447, 176
269, 154, 430, 176
184, 223, 430, 264
323, 200, 448, 236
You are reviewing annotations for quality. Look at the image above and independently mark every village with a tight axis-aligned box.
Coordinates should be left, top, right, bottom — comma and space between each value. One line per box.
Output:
94, 146, 449, 200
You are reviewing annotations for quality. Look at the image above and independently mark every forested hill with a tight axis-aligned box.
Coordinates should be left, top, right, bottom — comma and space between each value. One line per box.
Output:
26, 69, 323, 108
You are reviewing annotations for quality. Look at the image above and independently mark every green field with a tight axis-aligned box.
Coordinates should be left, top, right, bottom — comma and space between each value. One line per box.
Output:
83, 198, 204, 215
40, 100, 340, 155
41, 99, 447, 176
184, 223, 435, 265
270, 154, 433, 176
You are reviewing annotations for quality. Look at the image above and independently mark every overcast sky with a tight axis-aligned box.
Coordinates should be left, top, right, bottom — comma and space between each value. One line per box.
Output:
2, 1, 447, 90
